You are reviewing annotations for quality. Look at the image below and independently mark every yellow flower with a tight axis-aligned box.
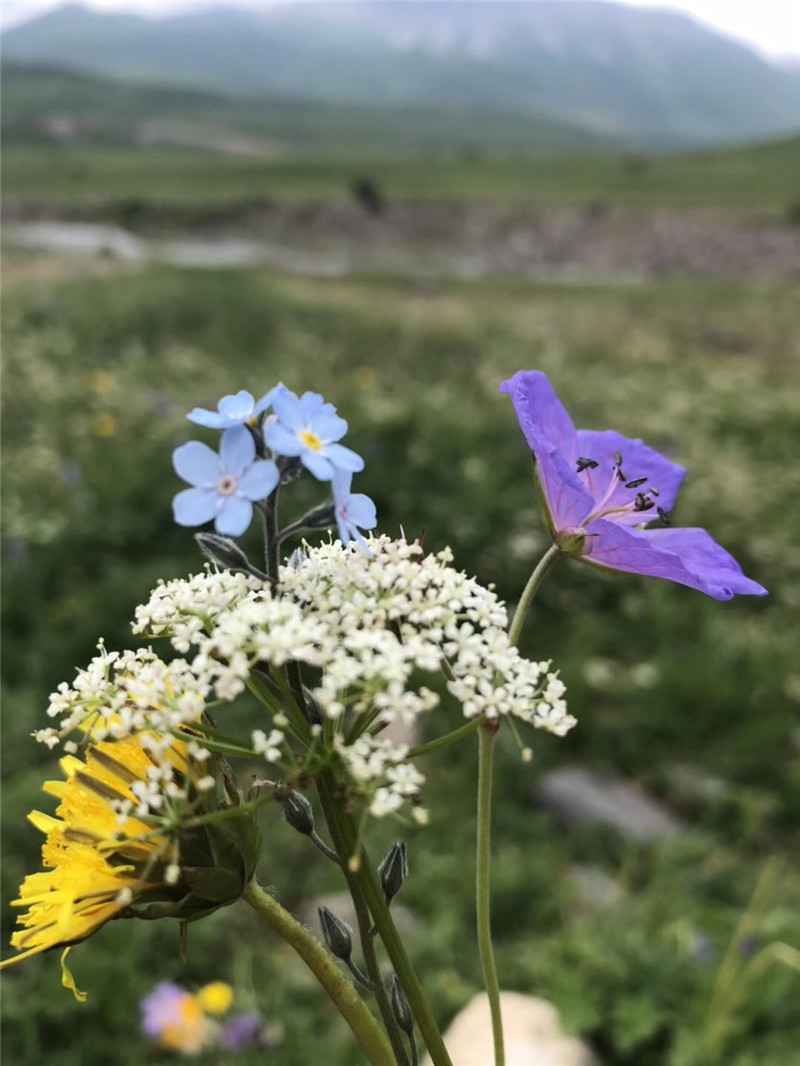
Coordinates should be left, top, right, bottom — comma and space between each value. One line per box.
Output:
196, 981, 234, 1015
0, 735, 179, 991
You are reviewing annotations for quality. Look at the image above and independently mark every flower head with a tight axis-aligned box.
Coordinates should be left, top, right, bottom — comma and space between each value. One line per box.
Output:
0, 735, 182, 990
141, 981, 232, 1054
332, 470, 377, 551
173, 426, 278, 537
187, 388, 279, 430
501, 370, 767, 601
265, 388, 364, 480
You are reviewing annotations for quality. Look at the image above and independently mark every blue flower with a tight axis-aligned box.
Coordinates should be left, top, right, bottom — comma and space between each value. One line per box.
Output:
265, 388, 364, 480
332, 470, 377, 551
501, 370, 767, 601
173, 427, 278, 536
187, 387, 281, 430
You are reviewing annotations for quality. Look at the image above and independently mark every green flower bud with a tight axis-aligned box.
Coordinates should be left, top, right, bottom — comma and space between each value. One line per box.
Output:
282, 791, 315, 836
318, 906, 353, 961
389, 974, 413, 1035
378, 841, 408, 905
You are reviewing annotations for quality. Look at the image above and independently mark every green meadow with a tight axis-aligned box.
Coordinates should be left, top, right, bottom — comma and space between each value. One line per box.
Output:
2, 251, 799, 1063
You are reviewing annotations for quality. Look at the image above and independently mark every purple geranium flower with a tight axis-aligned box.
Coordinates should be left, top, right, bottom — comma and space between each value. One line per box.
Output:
173, 426, 279, 536
501, 371, 767, 601
265, 388, 364, 481
332, 470, 377, 551
187, 387, 281, 430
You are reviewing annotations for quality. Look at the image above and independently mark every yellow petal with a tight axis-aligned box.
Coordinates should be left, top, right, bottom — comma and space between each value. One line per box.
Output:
60, 948, 88, 1003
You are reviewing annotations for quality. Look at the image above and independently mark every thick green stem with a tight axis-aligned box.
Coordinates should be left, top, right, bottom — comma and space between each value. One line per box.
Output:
317, 775, 453, 1066
477, 725, 505, 1066
243, 881, 395, 1066
508, 542, 561, 648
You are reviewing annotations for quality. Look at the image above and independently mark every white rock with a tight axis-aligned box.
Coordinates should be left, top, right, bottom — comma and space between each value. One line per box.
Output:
424, 992, 597, 1066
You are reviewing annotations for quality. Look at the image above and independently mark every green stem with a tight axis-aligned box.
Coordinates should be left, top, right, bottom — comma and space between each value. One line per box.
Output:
355, 845, 454, 1066
317, 778, 408, 1066
407, 717, 483, 759
317, 775, 453, 1066
477, 725, 504, 1066
243, 881, 395, 1066
508, 542, 561, 648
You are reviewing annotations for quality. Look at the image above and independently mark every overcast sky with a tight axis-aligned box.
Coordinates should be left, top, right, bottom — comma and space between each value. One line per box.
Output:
3, 0, 799, 58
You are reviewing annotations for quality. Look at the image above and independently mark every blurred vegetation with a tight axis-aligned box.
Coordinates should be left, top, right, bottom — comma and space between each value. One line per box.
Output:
2, 258, 799, 1065
4, 135, 800, 215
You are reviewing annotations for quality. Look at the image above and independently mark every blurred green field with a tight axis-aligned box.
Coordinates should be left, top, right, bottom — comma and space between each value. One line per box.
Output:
2, 260, 799, 1065
4, 135, 800, 213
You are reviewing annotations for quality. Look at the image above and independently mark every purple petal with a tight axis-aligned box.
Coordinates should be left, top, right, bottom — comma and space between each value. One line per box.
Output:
237, 459, 279, 501
575, 429, 686, 518
347, 493, 377, 529
186, 408, 231, 429
536, 445, 595, 531
312, 412, 348, 443
583, 520, 766, 600
172, 441, 220, 486
644, 528, 767, 597
265, 423, 303, 457
218, 390, 255, 421
272, 389, 304, 430
220, 426, 255, 476
500, 370, 578, 459
141, 982, 185, 1036
324, 442, 365, 473
215, 496, 253, 537
173, 488, 218, 527
302, 451, 334, 480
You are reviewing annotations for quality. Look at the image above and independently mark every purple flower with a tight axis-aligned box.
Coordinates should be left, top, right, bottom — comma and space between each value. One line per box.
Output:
332, 470, 377, 550
141, 981, 185, 1036
501, 371, 767, 601
219, 1012, 265, 1050
173, 426, 279, 536
187, 387, 280, 430
265, 388, 364, 481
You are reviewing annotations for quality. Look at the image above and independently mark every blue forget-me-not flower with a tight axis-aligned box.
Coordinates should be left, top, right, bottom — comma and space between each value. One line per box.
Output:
332, 470, 377, 551
266, 388, 364, 480
173, 427, 278, 537
187, 388, 280, 431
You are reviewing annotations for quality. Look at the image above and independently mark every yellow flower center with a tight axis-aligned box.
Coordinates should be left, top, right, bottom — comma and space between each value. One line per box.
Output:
299, 428, 323, 452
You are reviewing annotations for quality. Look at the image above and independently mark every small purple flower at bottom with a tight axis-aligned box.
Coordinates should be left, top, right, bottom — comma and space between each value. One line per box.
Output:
500, 370, 767, 601
187, 387, 281, 430
141, 982, 186, 1037
173, 426, 278, 537
219, 1012, 265, 1050
332, 470, 377, 551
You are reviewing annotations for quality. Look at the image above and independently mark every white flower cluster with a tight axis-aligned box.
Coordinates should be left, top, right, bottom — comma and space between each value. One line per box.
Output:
126, 536, 574, 818
133, 568, 262, 652
33, 642, 212, 820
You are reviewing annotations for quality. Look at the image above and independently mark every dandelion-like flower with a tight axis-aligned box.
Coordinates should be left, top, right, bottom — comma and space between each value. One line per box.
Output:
0, 735, 186, 992
501, 370, 767, 601
173, 426, 278, 537
265, 388, 364, 480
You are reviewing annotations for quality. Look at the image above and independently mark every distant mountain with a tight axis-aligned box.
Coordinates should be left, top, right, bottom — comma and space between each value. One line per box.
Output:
4, 1, 800, 147
2, 60, 611, 156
